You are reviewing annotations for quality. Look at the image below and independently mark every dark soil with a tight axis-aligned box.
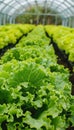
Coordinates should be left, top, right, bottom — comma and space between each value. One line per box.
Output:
67, 127, 74, 130
51, 41, 74, 94
45, 32, 74, 130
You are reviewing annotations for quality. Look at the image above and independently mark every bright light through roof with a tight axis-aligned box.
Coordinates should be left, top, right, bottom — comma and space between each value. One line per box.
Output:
0, 0, 73, 17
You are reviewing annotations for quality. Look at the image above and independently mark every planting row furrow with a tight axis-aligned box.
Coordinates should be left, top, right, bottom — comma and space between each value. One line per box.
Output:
0, 25, 74, 130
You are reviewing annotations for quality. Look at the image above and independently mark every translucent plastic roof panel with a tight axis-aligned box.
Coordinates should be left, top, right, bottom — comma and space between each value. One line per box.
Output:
8, 8, 16, 15
0, 0, 74, 18
0, 3, 5, 11
4, 0, 12, 3
8, 1, 16, 6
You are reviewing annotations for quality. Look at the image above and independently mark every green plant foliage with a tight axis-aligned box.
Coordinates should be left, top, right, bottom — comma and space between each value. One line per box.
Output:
0, 59, 73, 130
16, 25, 50, 47
0, 45, 57, 66
0, 24, 35, 49
45, 25, 74, 62
0, 24, 74, 130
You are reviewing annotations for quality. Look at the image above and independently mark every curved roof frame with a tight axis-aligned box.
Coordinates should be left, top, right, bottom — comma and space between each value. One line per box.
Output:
47, 0, 74, 14
0, 0, 23, 14
11, 0, 74, 18
13, 0, 71, 14
0, 0, 74, 18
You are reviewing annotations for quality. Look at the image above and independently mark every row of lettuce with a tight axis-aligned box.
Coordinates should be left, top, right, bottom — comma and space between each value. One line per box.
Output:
0, 24, 35, 49
0, 24, 74, 62
45, 25, 74, 63
0, 25, 74, 130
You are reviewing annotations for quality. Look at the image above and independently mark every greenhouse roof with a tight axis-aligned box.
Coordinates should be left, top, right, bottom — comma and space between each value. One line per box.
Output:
0, 0, 74, 18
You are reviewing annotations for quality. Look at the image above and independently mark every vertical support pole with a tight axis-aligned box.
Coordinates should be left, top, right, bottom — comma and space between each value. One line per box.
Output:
12, 17, 15, 24
36, 15, 39, 24
71, 16, 74, 28
0, 14, 2, 25
62, 18, 68, 27
9, 16, 13, 24
3, 14, 6, 25
55, 15, 57, 25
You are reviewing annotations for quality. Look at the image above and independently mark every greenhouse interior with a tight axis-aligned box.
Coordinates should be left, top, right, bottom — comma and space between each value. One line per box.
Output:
0, 0, 74, 130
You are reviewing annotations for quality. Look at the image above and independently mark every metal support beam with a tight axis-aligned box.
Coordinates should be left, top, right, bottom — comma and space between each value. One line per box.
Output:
55, 15, 58, 25
43, 0, 48, 24
3, 14, 6, 25
0, 1, 16, 12
9, 16, 13, 24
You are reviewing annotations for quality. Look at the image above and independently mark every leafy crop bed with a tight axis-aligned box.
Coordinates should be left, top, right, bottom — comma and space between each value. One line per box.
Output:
0, 24, 35, 57
45, 25, 74, 67
0, 24, 74, 130
45, 25, 74, 95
